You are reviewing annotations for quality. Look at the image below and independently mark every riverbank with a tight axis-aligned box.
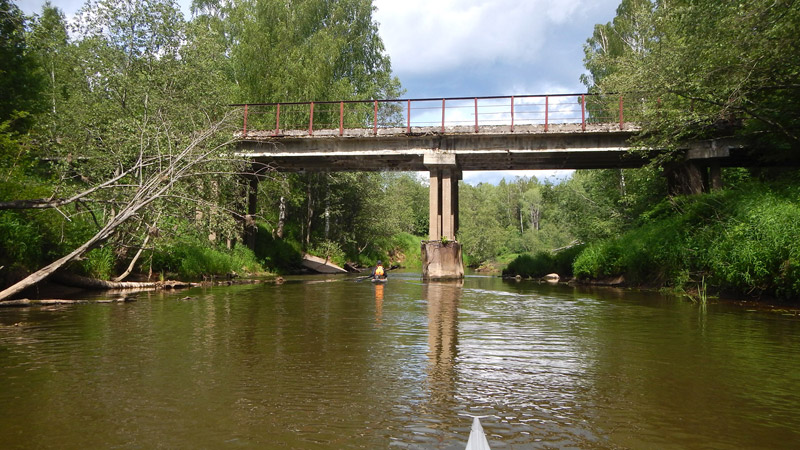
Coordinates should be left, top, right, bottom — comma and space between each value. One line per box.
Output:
502, 177, 800, 303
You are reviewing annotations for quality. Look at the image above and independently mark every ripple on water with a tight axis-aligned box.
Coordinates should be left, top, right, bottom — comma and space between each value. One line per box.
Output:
2, 278, 800, 449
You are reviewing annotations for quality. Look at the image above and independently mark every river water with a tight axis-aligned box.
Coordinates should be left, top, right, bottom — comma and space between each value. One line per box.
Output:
1, 272, 799, 449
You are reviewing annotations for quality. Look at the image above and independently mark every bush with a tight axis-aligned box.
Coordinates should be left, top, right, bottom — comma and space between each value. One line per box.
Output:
503, 252, 553, 278
355, 232, 423, 269
253, 224, 303, 274
151, 238, 265, 279
502, 244, 582, 278
572, 179, 800, 298
79, 247, 115, 280
0, 211, 43, 269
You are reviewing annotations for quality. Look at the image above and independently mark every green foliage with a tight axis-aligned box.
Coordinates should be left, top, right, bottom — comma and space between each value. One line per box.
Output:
310, 240, 345, 267
0, 210, 43, 269
0, 0, 410, 287
503, 245, 584, 278
0, 0, 44, 129
457, 170, 665, 266
252, 224, 303, 274
503, 253, 553, 278
583, 0, 800, 156
78, 246, 115, 280
350, 231, 423, 269
703, 187, 800, 298
573, 217, 688, 285
388, 232, 423, 269
152, 237, 265, 279
219, 0, 402, 104
573, 179, 800, 298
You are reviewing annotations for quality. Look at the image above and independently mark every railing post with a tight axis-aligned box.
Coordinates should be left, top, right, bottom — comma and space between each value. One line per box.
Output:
407, 99, 411, 134
581, 94, 586, 131
373, 100, 378, 135
511, 96, 515, 132
441, 98, 446, 133
544, 96, 549, 132
339, 101, 344, 136
619, 95, 624, 130
474, 97, 478, 133
243, 104, 248, 137
274, 103, 281, 136
308, 101, 314, 135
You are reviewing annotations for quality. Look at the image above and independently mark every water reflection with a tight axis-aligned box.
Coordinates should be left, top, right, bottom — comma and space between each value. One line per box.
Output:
374, 283, 384, 325
2, 276, 800, 449
423, 281, 462, 408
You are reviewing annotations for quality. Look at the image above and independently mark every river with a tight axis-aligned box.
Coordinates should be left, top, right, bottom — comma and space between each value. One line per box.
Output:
1, 272, 799, 449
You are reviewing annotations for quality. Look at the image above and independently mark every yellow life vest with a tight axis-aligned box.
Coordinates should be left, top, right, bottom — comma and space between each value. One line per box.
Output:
375, 266, 385, 276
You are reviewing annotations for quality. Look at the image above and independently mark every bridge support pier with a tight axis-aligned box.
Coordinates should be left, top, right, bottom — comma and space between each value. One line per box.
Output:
422, 153, 463, 280
666, 162, 725, 196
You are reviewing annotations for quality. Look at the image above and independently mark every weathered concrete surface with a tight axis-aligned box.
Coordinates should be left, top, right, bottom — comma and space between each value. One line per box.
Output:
421, 241, 464, 280
238, 124, 645, 172
301, 253, 347, 274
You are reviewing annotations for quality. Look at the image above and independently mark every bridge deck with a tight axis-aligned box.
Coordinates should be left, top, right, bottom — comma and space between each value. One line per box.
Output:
237, 123, 645, 172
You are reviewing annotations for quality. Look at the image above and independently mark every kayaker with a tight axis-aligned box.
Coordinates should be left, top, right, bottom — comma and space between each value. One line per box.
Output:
372, 260, 387, 280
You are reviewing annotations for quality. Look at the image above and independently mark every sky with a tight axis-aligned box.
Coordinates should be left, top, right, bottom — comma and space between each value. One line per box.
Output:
17, 0, 622, 185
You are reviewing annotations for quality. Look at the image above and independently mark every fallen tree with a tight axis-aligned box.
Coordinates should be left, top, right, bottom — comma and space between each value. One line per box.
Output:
0, 114, 240, 302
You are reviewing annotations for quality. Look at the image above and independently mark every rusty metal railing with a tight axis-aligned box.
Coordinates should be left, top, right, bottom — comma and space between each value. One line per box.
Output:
232, 93, 643, 137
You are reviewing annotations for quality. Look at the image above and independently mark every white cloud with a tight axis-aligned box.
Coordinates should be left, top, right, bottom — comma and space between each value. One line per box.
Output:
373, 0, 600, 76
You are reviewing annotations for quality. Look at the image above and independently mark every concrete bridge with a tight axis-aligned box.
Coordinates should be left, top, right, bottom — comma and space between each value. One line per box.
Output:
235, 94, 741, 278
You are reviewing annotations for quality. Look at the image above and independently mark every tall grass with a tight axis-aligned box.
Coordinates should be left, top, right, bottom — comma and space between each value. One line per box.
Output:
572, 179, 800, 299
503, 245, 584, 278
152, 239, 265, 280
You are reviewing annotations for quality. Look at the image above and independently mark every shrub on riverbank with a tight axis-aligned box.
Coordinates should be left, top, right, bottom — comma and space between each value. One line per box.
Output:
252, 225, 303, 274
152, 239, 265, 279
357, 232, 423, 269
573, 179, 800, 299
502, 245, 584, 278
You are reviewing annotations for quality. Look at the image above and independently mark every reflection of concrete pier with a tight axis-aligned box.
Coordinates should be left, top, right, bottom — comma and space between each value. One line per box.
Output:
424, 281, 463, 404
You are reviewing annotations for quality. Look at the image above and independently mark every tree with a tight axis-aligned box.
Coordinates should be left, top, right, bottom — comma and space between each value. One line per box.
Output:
212, 0, 403, 256
583, 0, 800, 157
0, 0, 44, 129
0, 113, 240, 301
27, 2, 70, 139
0, 0, 254, 297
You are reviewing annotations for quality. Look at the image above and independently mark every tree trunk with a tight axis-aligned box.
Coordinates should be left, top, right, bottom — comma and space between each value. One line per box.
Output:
113, 233, 151, 282
530, 206, 540, 231
276, 195, 286, 238
305, 180, 314, 249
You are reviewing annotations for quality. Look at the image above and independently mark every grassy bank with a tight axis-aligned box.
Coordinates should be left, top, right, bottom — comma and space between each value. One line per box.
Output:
571, 179, 800, 299
501, 245, 584, 279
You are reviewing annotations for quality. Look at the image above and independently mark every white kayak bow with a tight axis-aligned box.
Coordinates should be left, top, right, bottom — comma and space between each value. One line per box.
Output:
464, 416, 491, 450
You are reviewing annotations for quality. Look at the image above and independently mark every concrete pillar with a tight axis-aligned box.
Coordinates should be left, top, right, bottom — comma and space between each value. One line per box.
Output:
429, 169, 441, 241
442, 169, 453, 240
423, 152, 463, 279
421, 241, 464, 280
666, 162, 705, 196
453, 171, 460, 238
709, 163, 723, 191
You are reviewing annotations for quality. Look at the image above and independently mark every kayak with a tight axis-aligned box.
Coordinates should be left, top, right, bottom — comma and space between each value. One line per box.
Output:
465, 417, 491, 450
371, 277, 388, 284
